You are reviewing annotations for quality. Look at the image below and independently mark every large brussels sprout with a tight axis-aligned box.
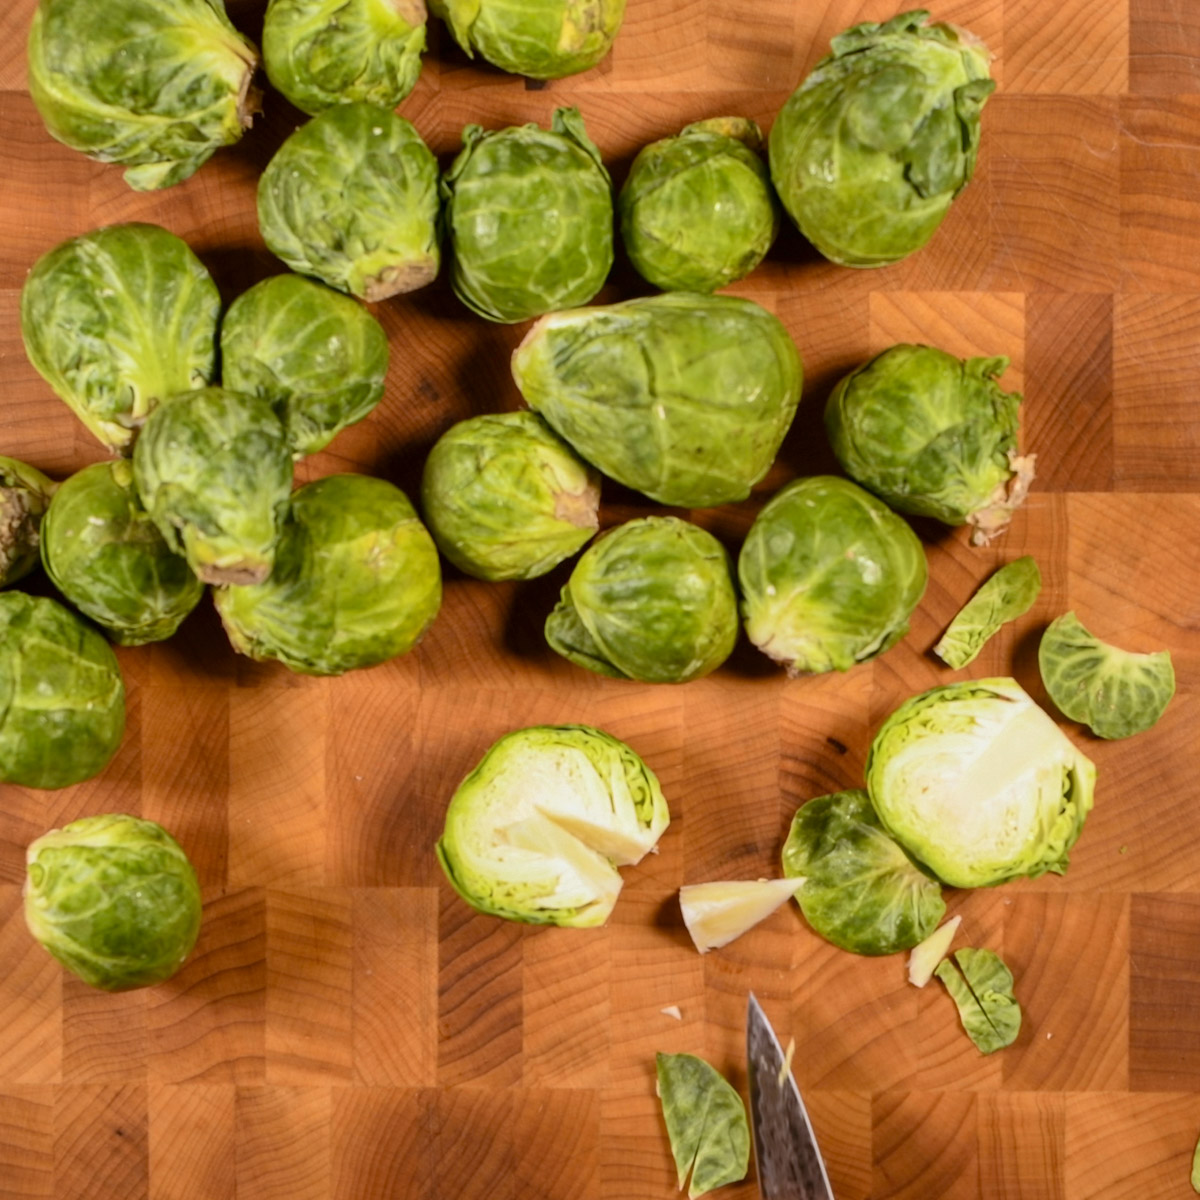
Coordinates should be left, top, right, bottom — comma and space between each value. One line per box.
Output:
0, 457, 56, 588
769, 10, 994, 267
27, 0, 259, 191
41, 461, 204, 645
0, 592, 125, 789
738, 476, 927, 676
133, 388, 293, 585
442, 107, 613, 324
421, 411, 599, 581
220, 274, 389, 458
429, 0, 625, 79
826, 344, 1035, 543
866, 678, 1096, 889
263, 0, 426, 116
257, 103, 440, 301
512, 293, 803, 507
25, 814, 202, 991
619, 117, 779, 293
20, 224, 221, 455
436, 724, 670, 927
546, 517, 738, 683
214, 473, 441, 675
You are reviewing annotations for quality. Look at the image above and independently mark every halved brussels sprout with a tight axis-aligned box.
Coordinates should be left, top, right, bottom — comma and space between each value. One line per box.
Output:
679, 878, 804, 954
769, 10, 994, 267
546, 516, 739, 683
1039, 611, 1175, 740
257, 103, 440, 301
25, 814, 201, 991
41, 460, 204, 645
442, 107, 613, 324
0, 457, 56, 588
214, 473, 441, 675
738, 476, 927, 675
20, 223, 221, 454
935, 556, 1041, 669
28, 0, 259, 191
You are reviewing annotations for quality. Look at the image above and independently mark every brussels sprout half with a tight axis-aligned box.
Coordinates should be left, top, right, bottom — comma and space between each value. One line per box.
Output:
0, 456, 57, 588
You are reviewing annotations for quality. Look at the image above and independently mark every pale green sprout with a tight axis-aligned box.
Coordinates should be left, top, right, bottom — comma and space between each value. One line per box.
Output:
934, 947, 1021, 1054
0, 457, 57, 587
934, 556, 1041, 668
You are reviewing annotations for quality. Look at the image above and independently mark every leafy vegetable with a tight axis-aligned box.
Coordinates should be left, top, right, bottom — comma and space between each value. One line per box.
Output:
934, 556, 1042, 668
1039, 611, 1175, 740
934, 947, 1021, 1054
679, 878, 804, 954
0, 457, 56, 588
908, 915, 961, 987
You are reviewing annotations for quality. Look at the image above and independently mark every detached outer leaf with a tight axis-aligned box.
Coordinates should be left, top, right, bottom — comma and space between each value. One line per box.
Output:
934, 947, 1021, 1054
934, 555, 1041, 668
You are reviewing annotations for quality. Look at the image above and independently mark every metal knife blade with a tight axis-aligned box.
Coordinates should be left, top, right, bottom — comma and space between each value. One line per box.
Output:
746, 992, 836, 1200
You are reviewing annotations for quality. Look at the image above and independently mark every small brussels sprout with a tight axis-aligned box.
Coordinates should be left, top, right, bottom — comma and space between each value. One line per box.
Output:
934, 556, 1041, 668
738, 476, 927, 676
257, 103, 440, 301
27, 0, 259, 191
442, 107, 613, 324
214, 474, 441, 675
866, 678, 1096, 889
220, 275, 389, 459
934, 947, 1021, 1055
435, 724, 670, 927
420, 411, 599, 581
546, 516, 739, 683
0, 457, 57, 588
825, 344, 1035, 543
769, 10, 994, 267
429, 0, 625, 79
513, 293, 803, 507
619, 117, 779, 293
24, 814, 202, 991
1039, 611, 1175, 740
0, 592, 125, 789
20, 224, 221, 455
263, 0, 426, 116
133, 388, 293, 585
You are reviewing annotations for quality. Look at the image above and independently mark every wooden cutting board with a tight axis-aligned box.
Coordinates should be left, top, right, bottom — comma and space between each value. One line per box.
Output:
2, 1, 1198, 1196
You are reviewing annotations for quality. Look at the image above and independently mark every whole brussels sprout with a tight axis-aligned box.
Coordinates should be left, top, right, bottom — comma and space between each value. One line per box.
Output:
25, 814, 202, 991
429, 0, 625, 79
769, 10, 994, 267
20, 224, 221, 455
442, 107, 613, 324
738, 476, 927, 675
825, 343, 1035, 544
214, 474, 442, 675
41, 460, 204, 645
512, 293, 803, 508
27, 0, 259, 191
263, 0, 426, 116
0, 592, 125, 789
546, 516, 739, 683
133, 388, 293, 585
0, 457, 57, 588
421, 411, 599, 581
618, 117, 779, 293
220, 274, 389, 458
257, 103, 440, 301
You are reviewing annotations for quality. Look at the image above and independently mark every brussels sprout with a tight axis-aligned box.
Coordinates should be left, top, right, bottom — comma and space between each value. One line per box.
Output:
866, 678, 1096, 889
619, 117, 779, 293
27, 0, 259, 191
934, 947, 1021, 1055
934, 556, 1041, 669
220, 274, 389, 458
1038, 611, 1175, 740
421, 411, 599, 581
442, 107, 613, 324
0, 457, 56, 588
738, 476, 927, 676
214, 474, 441, 675
429, 0, 625, 79
24, 814, 202, 991
781, 789, 945, 956
825, 344, 1035, 543
678, 878, 804, 955
20, 224, 221, 455
257, 103, 440, 301
263, 0, 426, 116
133, 388, 293, 585
768, 10, 994, 267
0, 592, 125, 789
546, 516, 739, 683
513, 293, 803, 507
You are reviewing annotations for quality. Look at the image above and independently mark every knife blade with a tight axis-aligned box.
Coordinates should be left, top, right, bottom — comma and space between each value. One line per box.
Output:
746, 992, 836, 1200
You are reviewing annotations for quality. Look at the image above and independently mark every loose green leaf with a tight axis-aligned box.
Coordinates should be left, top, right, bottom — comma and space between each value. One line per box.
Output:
934, 947, 1021, 1054
0, 456, 56, 587
934, 556, 1041, 668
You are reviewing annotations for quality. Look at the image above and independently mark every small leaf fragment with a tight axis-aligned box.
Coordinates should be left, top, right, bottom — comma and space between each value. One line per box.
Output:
934, 947, 1021, 1054
908, 915, 963, 988
934, 556, 1041, 668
